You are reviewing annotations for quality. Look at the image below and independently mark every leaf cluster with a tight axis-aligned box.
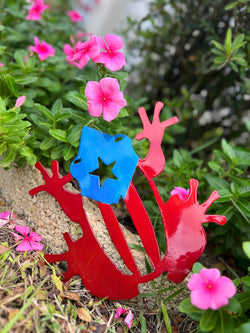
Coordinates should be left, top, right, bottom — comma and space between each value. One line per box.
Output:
0, 0, 128, 170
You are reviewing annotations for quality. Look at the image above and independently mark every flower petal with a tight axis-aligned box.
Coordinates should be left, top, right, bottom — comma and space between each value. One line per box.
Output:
85, 81, 103, 100
114, 306, 126, 318
14, 225, 30, 237
124, 309, 134, 329
105, 34, 123, 51
29, 241, 43, 251
87, 101, 103, 118
99, 78, 119, 96
16, 240, 33, 252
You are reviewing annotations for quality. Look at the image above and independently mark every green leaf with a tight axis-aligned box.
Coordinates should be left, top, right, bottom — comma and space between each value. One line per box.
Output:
26, 153, 36, 165
14, 50, 27, 69
0, 142, 7, 155
67, 123, 83, 146
242, 241, 250, 259
211, 40, 226, 52
15, 76, 38, 85
35, 103, 54, 122
223, 297, 241, 313
241, 276, 250, 286
235, 291, 250, 312
40, 137, 56, 150
212, 310, 233, 333
173, 149, 183, 167
192, 262, 205, 273
225, 2, 237, 10
214, 55, 227, 64
51, 99, 63, 116
205, 175, 230, 191
0, 149, 16, 168
208, 161, 224, 173
232, 56, 247, 67
49, 129, 67, 142
221, 139, 235, 160
0, 97, 6, 114
200, 309, 218, 332
128, 243, 146, 253
232, 34, 246, 50
234, 322, 250, 333
225, 28, 232, 53
65, 91, 88, 110
139, 313, 147, 333
63, 144, 75, 161
161, 302, 172, 333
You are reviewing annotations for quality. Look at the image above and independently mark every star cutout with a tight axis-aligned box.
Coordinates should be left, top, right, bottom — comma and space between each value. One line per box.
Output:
89, 157, 118, 187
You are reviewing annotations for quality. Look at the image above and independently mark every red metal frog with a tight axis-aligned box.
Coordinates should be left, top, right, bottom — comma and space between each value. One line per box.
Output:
29, 102, 226, 300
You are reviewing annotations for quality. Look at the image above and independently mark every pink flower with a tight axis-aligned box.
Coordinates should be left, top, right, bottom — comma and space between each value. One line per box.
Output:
115, 305, 134, 329
170, 187, 189, 200
187, 268, 236, 310
12, 225, 43, 252
64, 41, 86, 69
29, 37, 55, 61
15, 96, 26, 108
94, 34, 126, 71
85, 78, 127, 122
0, 211, 17, 227
26, 0, 49, 21
115, 306, 126, 318
0, 63, 4, 67
67, 10, 83, 23
71, 35, 100, 68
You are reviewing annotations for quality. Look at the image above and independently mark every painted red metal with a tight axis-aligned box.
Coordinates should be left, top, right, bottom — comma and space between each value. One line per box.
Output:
29, 101, 226, 300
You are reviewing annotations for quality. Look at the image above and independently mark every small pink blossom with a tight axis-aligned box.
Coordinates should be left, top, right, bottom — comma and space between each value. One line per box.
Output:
64, 41, 86, 69
29, 36, 55, 61
94, 34, 126, 71
15, 96, 26, 108
75, 30, 92, 40
115, 305, 134, 329
85, 78, 127, 122
12, 225, 43, 252
71, 35, 100, 68
0, 211, 17, 227
170, 187, 189, 200
26, 0, 49, 21
67, 10, 83, 23
0, 63, 4, 67
187, 268, 236, 310
114, 306, 126, 318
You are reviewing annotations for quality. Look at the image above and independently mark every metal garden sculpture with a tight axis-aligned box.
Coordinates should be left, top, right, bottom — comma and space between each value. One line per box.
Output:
29, 102, 227, 300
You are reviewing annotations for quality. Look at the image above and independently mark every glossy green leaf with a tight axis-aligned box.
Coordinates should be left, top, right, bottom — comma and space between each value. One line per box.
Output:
200, 309, 218, 332
65, 91, 88, 110
49, 129, 67, 142
35, 103, 54, 122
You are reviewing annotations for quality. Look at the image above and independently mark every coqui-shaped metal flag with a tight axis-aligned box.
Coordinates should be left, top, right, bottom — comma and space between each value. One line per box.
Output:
29, 102, 227, 300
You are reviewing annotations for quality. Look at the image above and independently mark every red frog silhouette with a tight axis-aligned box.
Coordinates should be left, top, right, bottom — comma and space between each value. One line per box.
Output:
29, 102, 226, 300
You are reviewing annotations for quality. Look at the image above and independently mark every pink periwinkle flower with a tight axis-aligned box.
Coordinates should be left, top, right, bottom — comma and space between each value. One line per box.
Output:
64, 41, 86, 69
71, 35, 100, 68
12, 225, 43, 252
94, 34, 126, 71
67, 10, 83, 23
26, 0, 49, 21
15, 95, 26, 108
115, 305, 134, 329
170, 187, 189, 200
29, 36, 55, 61
0, 63, 4, 67
187, 268, 237, 310
0, 211, 17, 227
85, 78, 127, 122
